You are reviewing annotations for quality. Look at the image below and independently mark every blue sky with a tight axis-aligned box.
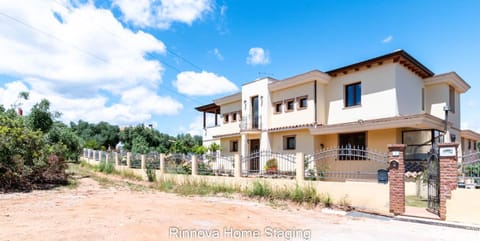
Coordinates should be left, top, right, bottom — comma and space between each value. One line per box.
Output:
0, 0, 479, 135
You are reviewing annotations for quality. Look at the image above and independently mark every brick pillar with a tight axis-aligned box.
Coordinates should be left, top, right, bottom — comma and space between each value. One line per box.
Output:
388, 144, 405, 215
438, 143, 459, 221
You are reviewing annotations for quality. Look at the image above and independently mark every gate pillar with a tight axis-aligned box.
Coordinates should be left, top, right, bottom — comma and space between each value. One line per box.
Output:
438, 143, 459, 220
388, 144, 405, 215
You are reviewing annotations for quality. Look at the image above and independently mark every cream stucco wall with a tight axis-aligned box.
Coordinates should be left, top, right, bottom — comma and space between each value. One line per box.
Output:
446, 189, 480, 225
270, 82, 316, 128
326, 64, 398, 124
425, 83, 461, 129
241, 78, 272, 131
220, 137, 241, 155
85, 154, 390, 214
395, 64, 424, 115
269, 129, 315, 154
219, 101, 241, 134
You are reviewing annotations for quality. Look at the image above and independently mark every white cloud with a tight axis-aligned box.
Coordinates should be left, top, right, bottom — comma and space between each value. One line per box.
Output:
212, 48, 224, 61
173, 71, 238, 96
382, 35, 393, 43
0, 1, 182, 125
113, 0, 213, 29
246, 47, 270, 65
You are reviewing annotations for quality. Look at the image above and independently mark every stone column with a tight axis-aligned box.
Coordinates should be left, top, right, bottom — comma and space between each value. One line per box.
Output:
141, 154, 146, 170
296, 152, 305, 182
438, 143, 459, 221
388, 144, 405, 215
105, 152, 110, 163
126, 152, 131, 168
234, 154, 241, 178
191, 155, 198, 176
160, 154, 165, 174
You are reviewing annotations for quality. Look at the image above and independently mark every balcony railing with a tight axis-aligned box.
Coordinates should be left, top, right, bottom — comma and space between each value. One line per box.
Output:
240, 115, 261, 131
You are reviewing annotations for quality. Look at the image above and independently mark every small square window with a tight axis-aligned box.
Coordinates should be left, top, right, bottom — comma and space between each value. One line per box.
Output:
286, 99, 295, 112
223, 114, 229, 123
274, 102, 282, 114
230, 140, 238, 152
232, 112, 237, 122
298, 96, 308, 109
283, 136, 296, 150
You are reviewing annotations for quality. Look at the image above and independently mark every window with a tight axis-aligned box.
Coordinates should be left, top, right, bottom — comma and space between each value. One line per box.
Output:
338, 132, 366, 160
468, 140, 472, 150
421, 88, 425, 111
232, 112, 237, 122
297, 96, 308, 109
230, 140, 238, 152
345, 82, 361, 107
286, 99, 295, 112
223, 113, 229, 123
283, 135, 296, 150
475, 142, 477, 151
449, 86, 455, 113
274, 102, 283, 114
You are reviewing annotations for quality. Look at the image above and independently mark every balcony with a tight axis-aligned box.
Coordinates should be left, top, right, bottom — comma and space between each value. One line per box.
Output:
240, 115, 261, 132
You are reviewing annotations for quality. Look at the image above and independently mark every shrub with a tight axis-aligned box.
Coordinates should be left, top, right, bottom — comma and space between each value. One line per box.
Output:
145, 167, 156, 182
247, 180, 271, 198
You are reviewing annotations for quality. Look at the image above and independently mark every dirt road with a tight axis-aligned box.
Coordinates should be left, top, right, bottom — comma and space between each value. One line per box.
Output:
1, 174, 478, 241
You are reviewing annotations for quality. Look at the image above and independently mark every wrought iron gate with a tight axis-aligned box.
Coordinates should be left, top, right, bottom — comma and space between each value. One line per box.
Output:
426, 149, 440, 215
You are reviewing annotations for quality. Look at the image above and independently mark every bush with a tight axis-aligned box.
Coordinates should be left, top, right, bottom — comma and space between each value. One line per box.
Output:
146, 167, 156, 182
247, 180, 271, 198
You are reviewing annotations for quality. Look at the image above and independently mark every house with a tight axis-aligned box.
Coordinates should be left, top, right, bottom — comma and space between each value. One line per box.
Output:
196, 50, 476, 175
460, 129, 480, 155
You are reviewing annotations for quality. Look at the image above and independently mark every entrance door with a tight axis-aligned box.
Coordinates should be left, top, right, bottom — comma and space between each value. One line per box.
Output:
427, 149, 440, 216
249, 139, 260, 172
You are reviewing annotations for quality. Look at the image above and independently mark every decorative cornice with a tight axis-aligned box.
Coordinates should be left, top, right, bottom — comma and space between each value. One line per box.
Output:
424, 72, 470, 93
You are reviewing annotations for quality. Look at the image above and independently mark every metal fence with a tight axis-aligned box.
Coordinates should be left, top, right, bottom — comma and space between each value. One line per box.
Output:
146, 152, 160, 169
165, 153, 191, 174
198, 154, 235, 176
241, 150, 296, 177
307, 146, 388, 181
129, 153, 141, 169
459, 152, 480, 188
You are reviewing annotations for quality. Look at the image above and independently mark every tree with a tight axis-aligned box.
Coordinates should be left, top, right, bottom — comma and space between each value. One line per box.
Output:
46, 122, 82, 161
27, 99, 57, 132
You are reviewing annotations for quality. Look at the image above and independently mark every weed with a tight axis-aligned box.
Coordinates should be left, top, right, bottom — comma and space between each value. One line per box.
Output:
247, 180, 271, 198
321, 193, 333, 207
145, 167, 156, 182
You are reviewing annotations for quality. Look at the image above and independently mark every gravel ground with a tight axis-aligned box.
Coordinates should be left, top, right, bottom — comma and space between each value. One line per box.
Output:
0, 175, 478, 241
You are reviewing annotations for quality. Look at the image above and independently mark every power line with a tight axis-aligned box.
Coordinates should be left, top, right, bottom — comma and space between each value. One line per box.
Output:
0, 11, 108, 64
0, 7, 205, 106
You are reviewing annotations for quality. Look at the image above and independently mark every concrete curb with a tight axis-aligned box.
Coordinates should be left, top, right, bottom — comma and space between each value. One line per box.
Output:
394, 215, 480, 231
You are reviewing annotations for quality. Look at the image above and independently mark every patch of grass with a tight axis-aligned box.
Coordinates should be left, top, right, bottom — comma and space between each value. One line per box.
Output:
246, 180, 272, 198
320, 193, 333, 207
406, 195, 428, 208
115, 169, 143, 181
98, 160, 114, 174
